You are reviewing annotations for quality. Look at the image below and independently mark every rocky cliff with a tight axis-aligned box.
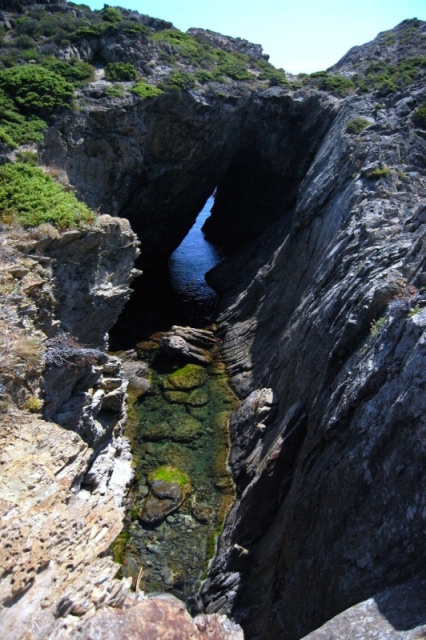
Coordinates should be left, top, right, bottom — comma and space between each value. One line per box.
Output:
199, 21, 426, 640
1, 4, 426, 639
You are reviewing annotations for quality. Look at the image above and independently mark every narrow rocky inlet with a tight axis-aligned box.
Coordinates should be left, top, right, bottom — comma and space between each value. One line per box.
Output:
109, 197, 237, 607
1, 4, 426, 639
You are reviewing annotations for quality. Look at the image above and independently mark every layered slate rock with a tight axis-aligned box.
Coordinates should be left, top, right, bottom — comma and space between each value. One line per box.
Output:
200, 27, 426, 640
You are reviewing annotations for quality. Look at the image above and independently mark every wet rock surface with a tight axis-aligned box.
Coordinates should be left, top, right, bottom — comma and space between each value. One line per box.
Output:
116, 331, 238, 605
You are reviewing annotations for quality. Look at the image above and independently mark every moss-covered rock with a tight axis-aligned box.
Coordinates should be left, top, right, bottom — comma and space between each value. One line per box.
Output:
187, 388, 209, 407
139, 465, 191, 523
170, 413, 203, 442
167, 364, 208, 391
148, 465, 191, 487
142, 421, 170, 441
163, 390, 189, 404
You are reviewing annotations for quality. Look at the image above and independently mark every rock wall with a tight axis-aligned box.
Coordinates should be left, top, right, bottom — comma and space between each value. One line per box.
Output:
0, 217, 140, 638
200, 75, 426, 639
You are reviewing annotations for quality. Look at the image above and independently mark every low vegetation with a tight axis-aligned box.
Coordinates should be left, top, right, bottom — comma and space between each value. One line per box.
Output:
0, 64, 74, 115
0, 163, 95, 229
104, 61, 138, 82
412, 103, 426, 128
130, 81, 163, 99
346, 117, 371, 134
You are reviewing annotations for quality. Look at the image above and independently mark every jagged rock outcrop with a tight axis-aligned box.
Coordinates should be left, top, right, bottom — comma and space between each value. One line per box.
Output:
301, 578, 426, 640
0, 218, 140, 638
199, 33, 426, 640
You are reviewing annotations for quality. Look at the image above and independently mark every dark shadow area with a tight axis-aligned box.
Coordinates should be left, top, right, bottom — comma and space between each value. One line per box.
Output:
202, 158, 298, 252
110, 195, 224, 350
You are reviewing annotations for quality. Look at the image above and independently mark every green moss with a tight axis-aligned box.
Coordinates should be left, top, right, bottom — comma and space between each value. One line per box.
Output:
112, 530, 130, 564
0, 162, 95, 229
130, 82, 163, 99
148, 465, 191, 487
346, 117, 370, 134
167, 364, 208, 390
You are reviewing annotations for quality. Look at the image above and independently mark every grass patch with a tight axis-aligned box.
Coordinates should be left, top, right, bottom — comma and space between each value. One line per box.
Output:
0, 162, 95, 229
365, 166, 393, 180
412, 103, 426, 129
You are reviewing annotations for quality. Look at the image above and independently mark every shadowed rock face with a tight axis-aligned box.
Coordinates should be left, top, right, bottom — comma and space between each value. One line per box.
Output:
200, 73, 426, 640
43, 89, 336, 270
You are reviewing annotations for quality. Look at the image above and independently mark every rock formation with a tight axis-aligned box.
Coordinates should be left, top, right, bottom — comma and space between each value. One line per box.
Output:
1, 3, 426, 639
199, 21, 426, 640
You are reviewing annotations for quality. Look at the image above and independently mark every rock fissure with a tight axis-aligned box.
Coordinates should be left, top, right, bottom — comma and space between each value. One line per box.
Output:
1, 7, 426, 640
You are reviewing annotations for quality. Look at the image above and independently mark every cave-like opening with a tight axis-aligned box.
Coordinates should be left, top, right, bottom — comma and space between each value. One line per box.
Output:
110, 192, 224, 349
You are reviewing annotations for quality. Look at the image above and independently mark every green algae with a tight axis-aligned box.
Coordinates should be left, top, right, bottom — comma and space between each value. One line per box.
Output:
148, 464, 191, 488
167, 363, 208, 390
116, 333, 238, 603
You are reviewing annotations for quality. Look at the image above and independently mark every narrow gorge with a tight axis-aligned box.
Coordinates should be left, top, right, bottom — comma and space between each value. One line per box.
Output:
0, 3, 426, 639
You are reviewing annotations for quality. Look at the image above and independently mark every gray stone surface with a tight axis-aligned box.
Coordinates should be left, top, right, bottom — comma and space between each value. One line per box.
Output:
302, 579, 426, 640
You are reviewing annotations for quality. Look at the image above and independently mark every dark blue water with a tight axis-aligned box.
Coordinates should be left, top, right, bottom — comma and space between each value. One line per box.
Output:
169, 196, 222, 305
110, 196, 224, 349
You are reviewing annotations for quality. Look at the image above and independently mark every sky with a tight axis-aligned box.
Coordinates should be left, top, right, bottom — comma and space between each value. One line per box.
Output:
84, 1, 426, 74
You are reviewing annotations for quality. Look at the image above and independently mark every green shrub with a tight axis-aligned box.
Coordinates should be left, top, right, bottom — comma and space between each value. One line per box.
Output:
14, 34, 36, 49
130, 82, 163, 99
118, 20, 149, 38
265, 68, 288, 87
355, 57, 426, 95
41, 57, 95, 86
346, 117, 370, 134
412, 103, 426, 128
317, 74, 355, 97
0, 87, 46, 148
0, 65, 74, 115
365, 166, 393, 180
195, 69, 224, 84
104, 61, 138, 82
0, 163, 95, 229
101, 6, 122, 24
163, 71, 195, 90
152, 29, 205, 63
